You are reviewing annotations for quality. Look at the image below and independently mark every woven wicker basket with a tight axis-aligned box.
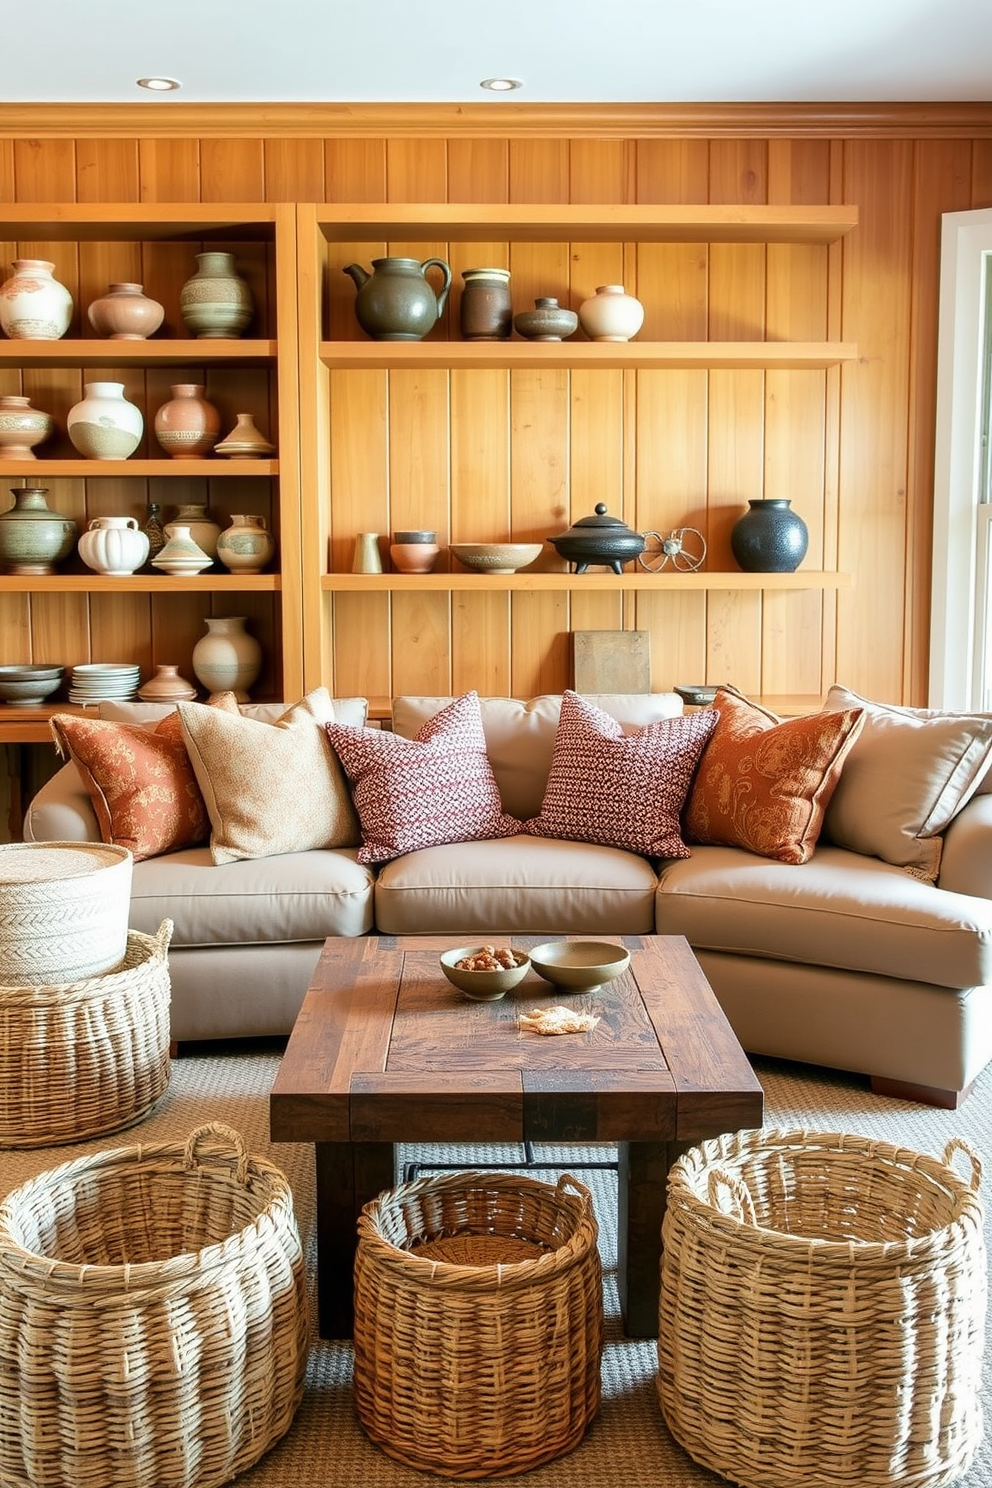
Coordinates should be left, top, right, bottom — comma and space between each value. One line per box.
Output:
0, 1121, 309, 1488
657, 1127, 987, 1488
353, 1169, 604, 1479
0, 840, 133, 984
0, 919, 173, 1148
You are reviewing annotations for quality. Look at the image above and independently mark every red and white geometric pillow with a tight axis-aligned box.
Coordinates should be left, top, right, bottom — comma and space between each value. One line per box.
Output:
326, 690, 521, 864
526, 690, 718, 858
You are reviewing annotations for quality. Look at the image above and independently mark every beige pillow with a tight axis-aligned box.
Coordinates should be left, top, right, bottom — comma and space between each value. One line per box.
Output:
821, 684, 992, 880
178, 688, 362, 863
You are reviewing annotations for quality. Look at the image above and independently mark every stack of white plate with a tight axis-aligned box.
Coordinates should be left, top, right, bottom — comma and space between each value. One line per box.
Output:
68, 663, 141, 705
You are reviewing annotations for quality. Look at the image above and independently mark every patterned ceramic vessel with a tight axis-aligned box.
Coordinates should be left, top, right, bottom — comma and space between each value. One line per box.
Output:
180, 251, 253, 339
0, 487, 77, 574
150, 525, 213, 575
0, 259, 73, 340
0, 395, 55, 460
87, 282, 164, 340
153, 384, 221, 459
216, 514, 276, 574
163, 503, 221, 560
67, 382, 143, 460
191, 615, 262, 701
513, 297, 578, 342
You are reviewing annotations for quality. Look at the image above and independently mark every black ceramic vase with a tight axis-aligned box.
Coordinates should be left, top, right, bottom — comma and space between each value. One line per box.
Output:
730, 498, 809, 573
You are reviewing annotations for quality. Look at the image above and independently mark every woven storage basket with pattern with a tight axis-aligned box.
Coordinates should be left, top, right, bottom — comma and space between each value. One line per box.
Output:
353, 1168, 604, 1479
0, 840, 132, 984
0, 1122, 309, 1488
0, 919, 172, 1149
657, 1127, 986, 1488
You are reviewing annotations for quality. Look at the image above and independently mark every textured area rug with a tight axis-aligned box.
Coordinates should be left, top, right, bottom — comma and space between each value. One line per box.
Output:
1, 1048, 990, 1487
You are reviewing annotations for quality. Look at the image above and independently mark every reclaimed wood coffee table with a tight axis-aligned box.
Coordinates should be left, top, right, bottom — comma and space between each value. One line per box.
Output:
269, 932, 763, 1339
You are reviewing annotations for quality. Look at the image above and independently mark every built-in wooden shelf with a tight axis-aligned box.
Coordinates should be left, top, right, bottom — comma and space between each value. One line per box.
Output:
319, 341, 856, 371
323, 570, 851, 593
0, 573, 279, 592
1, 459, 278, 478
0, 340, 276, 369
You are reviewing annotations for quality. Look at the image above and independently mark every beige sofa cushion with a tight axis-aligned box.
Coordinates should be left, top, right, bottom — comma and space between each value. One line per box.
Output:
392, 693, 683, 820
375, 833, 658, 935
656, 842, 992, 991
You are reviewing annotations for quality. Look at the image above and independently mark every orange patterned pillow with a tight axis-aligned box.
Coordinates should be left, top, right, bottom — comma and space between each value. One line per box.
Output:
684, 688, 865, 864
49, 696, 239, 861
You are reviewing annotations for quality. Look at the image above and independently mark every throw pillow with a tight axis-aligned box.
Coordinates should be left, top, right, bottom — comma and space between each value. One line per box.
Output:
326, 690, 520, 864
47, 693, 239, 862
178, 687, 362, 864
820, 683, 992, 880
524, 689, 718, 858
684, 687, 865, 864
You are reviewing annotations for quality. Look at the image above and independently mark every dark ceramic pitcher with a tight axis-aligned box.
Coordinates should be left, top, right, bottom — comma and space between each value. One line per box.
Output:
343, 255, 452, 341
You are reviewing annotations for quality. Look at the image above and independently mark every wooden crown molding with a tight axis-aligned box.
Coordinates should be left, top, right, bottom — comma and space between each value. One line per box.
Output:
3, 101, 992, 140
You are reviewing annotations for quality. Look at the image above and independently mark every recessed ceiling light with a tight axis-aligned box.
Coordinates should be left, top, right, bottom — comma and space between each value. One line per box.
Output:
137, 77, 182, 93
480, 77, 523, 93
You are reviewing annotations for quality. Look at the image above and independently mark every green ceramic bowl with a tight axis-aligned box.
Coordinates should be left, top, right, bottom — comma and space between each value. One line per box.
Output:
439, 945, 531, 1001
528, 940, 630, 994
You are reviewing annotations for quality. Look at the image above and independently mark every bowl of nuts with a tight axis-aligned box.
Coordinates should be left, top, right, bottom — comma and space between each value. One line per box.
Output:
439, 944, 531, 1000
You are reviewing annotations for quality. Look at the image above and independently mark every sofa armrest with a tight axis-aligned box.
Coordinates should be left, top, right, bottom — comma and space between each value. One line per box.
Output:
22, 761, 101, 843
938, 793, 992, 898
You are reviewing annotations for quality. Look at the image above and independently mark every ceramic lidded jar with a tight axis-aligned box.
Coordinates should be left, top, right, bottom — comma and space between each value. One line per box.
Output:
730, 498, 809, 573
0, 395, 55, 460
216, 514, 276, 574
180, 251, 253, 339
67, 381, 143, 460
137, 665, 198, 702
87, 282, 165, 340
578, 284, 645, 342
163, 503, 221, 561
191, 615, 262, 701
150, 525, 213, 575
548, 503, 647, 574
0, 259, 73, 340
153, 384, 221, 459
77, 516, 150, 577
513, 297, 579, 342
0, 487, 77, 574
459, 268, 512, 340
214, 413, 275, 458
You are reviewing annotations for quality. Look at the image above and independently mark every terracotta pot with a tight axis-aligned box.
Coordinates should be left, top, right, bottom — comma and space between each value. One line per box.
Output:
153, 384, 221, 459
87, 282, 165, 340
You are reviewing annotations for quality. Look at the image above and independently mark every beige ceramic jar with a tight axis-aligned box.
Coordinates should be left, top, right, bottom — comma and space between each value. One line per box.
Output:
216, 514, 276, 574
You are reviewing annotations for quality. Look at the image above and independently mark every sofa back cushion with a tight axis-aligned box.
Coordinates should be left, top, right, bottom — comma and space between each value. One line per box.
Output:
391, 693, 683, 820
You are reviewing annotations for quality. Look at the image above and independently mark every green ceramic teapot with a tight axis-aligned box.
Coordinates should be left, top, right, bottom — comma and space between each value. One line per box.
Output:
343, 255, 452, 341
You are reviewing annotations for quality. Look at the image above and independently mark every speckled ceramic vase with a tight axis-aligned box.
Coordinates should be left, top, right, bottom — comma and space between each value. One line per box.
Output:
731, 498, 809, 573
153, 384, 221, 459
180, 251, 253, 339
0, 259, 73, 340
0, 395, 55, 460
67, 382, 143, 460
0, 487, 77, 574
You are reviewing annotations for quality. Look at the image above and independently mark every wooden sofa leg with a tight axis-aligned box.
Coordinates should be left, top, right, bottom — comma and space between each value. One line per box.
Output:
870, 1075, 975, 1109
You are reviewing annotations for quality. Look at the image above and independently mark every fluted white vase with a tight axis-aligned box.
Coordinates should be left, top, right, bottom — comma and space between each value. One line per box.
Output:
78, 516, 150, 576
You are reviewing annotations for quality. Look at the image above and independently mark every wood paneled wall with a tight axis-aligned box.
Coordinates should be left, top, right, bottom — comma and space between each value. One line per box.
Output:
1, 105, 991, 720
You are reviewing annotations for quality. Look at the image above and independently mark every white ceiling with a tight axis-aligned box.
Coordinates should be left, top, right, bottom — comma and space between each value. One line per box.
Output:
9, 0, 992, 105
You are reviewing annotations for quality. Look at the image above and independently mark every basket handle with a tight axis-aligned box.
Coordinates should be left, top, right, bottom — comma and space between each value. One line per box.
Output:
183, 1122, 250, 1183
556, 1173, 593, 1207
155, 918, 174, 956
942, 1136, 983, 1191
707, 1169, 757, 1225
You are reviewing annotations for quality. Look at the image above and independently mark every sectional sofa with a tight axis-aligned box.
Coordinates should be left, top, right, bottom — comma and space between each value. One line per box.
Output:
23, 685, 992, 1108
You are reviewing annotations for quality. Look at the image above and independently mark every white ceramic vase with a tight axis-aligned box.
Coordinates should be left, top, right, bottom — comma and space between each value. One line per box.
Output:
67, 381, 143, 460
0, 259, 73, 340
191, 615, 262, 701
78, 516, 150, 576
577, 284, 645, 342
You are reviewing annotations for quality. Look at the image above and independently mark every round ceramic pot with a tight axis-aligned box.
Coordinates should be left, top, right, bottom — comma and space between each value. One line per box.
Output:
0, 395, 54, 460
163, 503, 221, 560
180, 251, 253, 339
77, 516, 150, 576
730, 498, 809, 573
191, 615, 262, 701
459, 268, 512, 340
578, 284, 644, 342
0, 259, 73, 340
153, 384, 221, 459
150, 525, 213, 575
0, 487, 77, 574
548, 503, 646, 574
67, 382, 143, 460
513, 297, 578, 342
215, 514, 276, 574
343, 256, 452, 341
87, 282, 164, 340
390, 542, 439, 573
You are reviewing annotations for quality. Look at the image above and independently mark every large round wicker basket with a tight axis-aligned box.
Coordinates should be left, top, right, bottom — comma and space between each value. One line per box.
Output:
0, 919, 173, 1148
657, 1127, 987, 1488
0, 840, 132, 984
0, 1122, 309, 1488
353, 1169, 604, 1479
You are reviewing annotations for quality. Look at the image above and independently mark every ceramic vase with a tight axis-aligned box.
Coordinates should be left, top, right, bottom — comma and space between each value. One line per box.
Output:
87, 282, 164, 340
77, 516, 150, 576
459, 268, 512, 340
137, 664, 198, 702
192, 615, 262, 701
150, 525, 213, 575
0, 487, 77, 574
164, 503, 221, 561
352, 533, 383, 573
180, 251, 253, 339
67, 381, 143, 460
513, 297, 578, 341
214, 412, 276, 458
0, 395, 54, 460
730, 498, 810, 573
216, 514, 276, 574
578, 284, 644, 342
153, 384, 221, 459
0, 259, 73, 340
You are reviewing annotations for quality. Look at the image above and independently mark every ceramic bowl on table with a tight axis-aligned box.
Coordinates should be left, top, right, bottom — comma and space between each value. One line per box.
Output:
439, 945, 531, 1001
0, 665, 64, 705
450, 543, 543, 575
528, 940, 631, 993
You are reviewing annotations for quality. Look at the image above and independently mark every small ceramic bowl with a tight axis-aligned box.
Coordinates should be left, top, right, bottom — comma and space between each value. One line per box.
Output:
439, 945, 531, 1001
674, 684, 718, 707
0, 665, 64, 705
390, 542, 439, 573
450, 543, 543, 575
528, 940, 631, 994
393, 530, 437, 544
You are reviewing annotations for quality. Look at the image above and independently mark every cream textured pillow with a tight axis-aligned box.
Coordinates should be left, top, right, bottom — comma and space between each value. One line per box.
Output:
177, 688, 362, 864
821, 683, 992, 880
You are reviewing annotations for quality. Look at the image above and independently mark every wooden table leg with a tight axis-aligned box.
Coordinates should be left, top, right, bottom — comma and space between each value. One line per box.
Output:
314, 1139, 394, 1339
616, 1139, 693, 1338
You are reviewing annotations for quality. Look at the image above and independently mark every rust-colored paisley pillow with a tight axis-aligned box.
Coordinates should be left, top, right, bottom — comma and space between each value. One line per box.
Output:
49, 696, 239, 861
684, 687, 865, 864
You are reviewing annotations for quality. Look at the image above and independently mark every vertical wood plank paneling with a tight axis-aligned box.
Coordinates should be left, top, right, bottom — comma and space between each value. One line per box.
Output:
12, 140, 76, 202
138, 139, 199, 202
263, 139, 325, 202
447, 139, 509, 204
324, 139, 387, 203
198, 139, 265, 201
75, 140, 139, 203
